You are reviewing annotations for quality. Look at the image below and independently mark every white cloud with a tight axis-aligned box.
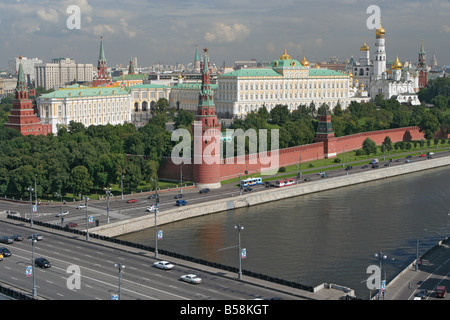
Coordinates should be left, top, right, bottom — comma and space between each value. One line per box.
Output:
120, 18, 136, 38
204, 23, 250, 44
441, 25, 450, 34
36, 8, 59, 23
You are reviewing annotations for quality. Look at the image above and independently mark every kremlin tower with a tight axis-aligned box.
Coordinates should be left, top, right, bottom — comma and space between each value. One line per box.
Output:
4, 58, 51, 136
418, 40, 429, 88
92, 37, 112, 87
192, 48, 222, 189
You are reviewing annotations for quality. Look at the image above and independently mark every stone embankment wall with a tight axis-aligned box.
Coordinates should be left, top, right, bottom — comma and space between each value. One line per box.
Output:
91, 155, 450, 237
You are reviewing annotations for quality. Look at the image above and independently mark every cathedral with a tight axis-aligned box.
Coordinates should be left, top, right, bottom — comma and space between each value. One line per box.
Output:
347, 21, 426, 106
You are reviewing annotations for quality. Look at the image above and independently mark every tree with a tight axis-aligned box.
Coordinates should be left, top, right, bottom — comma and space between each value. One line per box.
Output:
362, 137, 377, 155
269, 104, 290, 126
69, 165, 93, 197
419, 112, 440, 140
174, 109, 194, 129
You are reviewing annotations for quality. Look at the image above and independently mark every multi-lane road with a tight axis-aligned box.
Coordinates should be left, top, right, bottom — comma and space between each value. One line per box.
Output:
0, 222, 302, 300
4, 150, 449, 230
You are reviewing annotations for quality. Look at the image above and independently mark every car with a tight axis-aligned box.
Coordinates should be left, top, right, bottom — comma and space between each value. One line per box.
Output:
370, 159, 379, 164
405, 159, 411, 163
146, 205, 159, 212
0, 254, 2, 261
426, 152, 434, 156
174, 194, 184, 199
153, 261, 174, 270
435, 286, 446, 298
0, 247, 12, 257
180, 274, 202, 284
35, 257, 51, 268
244, 187, 252, 192
56, 210, 69, 217
406, 155, 412, 159
372, 164, 379, 168
321, 173, 329, 178
30, 233, 43, 241
77, 204, 86, 209
65, 222, 78, 228
361, 165, 369, 169
176, 199, 188, 206
148, 194, 159, 200
199, 188, 210, 194
303, 178, 312, 181
0, 236, 13, 244
415, 289, 428, 299
6, 210, 20, 216
12, 235, 23, 241
419, 154, 425, 157
317, 171, 326, 176
384, 162, 390, 166
264, 181, 271, 188
345, 166, 353, 171
127, 199, 138, 203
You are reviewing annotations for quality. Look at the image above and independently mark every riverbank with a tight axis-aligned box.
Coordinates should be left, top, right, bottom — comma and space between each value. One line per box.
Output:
90, 155, 450, 237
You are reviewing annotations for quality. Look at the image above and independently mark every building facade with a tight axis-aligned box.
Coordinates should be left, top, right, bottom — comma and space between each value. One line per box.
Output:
35, 58, 94, 90
37, 85, 131, 133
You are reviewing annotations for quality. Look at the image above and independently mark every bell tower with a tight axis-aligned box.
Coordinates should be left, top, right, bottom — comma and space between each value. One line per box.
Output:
192, 48, 222, 189
93, 37, 111, 87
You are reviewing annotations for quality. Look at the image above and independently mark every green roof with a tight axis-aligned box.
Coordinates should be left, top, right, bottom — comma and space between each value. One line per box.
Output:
131, 84, 169, 89
308, 69, 347, 77
220, 68, 281, 78
112, 73, 148, 81
39, 87, 130, 99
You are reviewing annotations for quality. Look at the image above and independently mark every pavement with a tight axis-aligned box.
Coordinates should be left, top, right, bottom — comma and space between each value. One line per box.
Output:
385, 238, 450, 300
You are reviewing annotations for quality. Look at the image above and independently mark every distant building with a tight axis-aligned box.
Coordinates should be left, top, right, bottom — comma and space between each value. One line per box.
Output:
8, 56, 42, 84
35, 58, 94, 90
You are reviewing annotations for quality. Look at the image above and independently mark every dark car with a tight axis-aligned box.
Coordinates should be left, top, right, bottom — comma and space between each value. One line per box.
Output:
264, 181, 271, 188
35, 257, 51, 268
303, 178, 312, 181
345, 166, 353, 171
372, 164, 379, 168
361, 165, 369, 169
415, 289, 428, 299
0, 247, 12, 257
406, 155, 412, 159
199, 188, 210, 194
244, 187, 252, 192
174, 194, 184, 199
12, 235, 23, 241
0, 236, 13, 244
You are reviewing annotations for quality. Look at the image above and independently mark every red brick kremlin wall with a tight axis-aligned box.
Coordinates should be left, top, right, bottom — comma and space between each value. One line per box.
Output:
158, 126, 425, 182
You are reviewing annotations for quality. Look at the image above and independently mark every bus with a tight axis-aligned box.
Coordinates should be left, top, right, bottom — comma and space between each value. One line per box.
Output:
241, 178, 262, 187
274, 179, 295, 187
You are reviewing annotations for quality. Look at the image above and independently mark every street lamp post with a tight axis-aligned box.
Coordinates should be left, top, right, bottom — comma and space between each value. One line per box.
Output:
374, 251, 388, 300
27, 187, 34, 228
85, 196, 89, 241
114, 263, 125, 300
29, 235, 37, 298
235, 224, 244, 280
104, 187, 112, 224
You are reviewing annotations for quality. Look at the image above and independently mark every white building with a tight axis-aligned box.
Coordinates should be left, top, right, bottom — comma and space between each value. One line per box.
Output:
37, 85, 131, 133
35, 58, 94, 90
8, 56, 43, 84
214, 49, 359, 118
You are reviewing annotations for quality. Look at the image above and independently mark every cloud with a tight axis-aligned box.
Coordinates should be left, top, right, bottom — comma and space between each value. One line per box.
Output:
204, 23, 250, 44
120, 18, 136, 38
441, 25, 450, 33
36, 8, 59, 23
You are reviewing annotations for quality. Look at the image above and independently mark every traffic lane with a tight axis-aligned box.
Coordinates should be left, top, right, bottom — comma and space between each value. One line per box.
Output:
1, 222, 298, 300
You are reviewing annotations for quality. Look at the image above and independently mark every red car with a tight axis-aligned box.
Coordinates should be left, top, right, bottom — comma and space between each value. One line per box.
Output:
419, 154, 425, 157
127, 199, 138, 203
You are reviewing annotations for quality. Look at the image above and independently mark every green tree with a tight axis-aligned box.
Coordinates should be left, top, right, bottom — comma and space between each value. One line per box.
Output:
419, 112, 440, 140
69, 165, 93, 197
362, 137, 377, 155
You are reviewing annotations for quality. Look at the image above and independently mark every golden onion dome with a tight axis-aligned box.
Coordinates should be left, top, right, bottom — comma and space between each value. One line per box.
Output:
376, 24, 385, 37
279, 48, 292, 60
300, 56, 310, 67
392, 56, 402, 70
360, 42, 370, 51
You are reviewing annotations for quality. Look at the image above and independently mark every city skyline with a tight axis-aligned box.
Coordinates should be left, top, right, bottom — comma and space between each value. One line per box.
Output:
0, 0, 449, 70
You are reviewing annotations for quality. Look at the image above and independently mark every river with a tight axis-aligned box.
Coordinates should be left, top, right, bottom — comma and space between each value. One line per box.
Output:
118, 166, 450, 299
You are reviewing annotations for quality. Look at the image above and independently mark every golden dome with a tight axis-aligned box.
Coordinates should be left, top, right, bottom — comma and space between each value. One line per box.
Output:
360, 42, 370, 51
300, 56, 310, 67
392, 56, 402, 70
279, 49, 292, 60
314, 64, 320, 69
376, 23, 385, 37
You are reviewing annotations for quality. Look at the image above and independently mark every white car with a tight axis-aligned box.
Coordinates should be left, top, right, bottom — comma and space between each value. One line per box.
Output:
180, 274, 202, 284
77, 204, 86, 209
153, 261, 174, 270
317, 171, 326, 176
146, 205, 160, 212
56, 210, 69, 217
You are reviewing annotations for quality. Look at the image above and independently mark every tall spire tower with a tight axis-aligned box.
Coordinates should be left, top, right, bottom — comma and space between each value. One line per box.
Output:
93, 37, 111, 87
192, 48, 222, 189
4, 57, 51, 135
373, 21, 386, 80
418, 40, 428, 88
194, 45, 201, 73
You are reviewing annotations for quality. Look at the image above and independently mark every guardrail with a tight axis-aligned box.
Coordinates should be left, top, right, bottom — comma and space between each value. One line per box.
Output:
7, 214, 315, 294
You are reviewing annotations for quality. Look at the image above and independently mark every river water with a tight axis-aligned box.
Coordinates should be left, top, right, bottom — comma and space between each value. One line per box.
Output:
118, 166, 450, 299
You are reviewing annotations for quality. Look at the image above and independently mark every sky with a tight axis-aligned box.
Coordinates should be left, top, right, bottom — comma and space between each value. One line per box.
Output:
0, 0, 449, 70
